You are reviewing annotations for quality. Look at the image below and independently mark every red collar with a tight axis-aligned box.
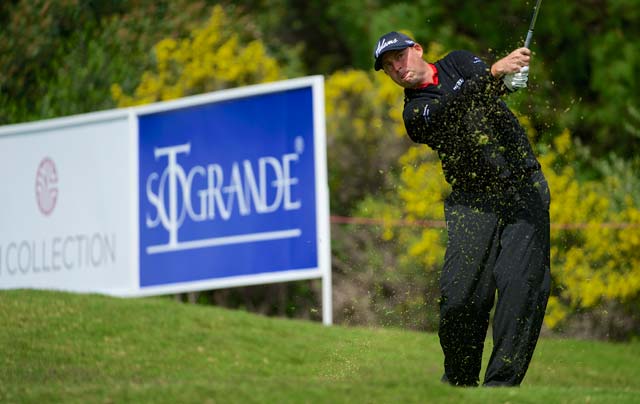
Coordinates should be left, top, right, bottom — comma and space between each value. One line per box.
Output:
416, 64, 439, 89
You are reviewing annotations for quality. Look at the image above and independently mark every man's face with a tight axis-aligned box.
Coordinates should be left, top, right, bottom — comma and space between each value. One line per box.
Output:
381, 44, 427, 89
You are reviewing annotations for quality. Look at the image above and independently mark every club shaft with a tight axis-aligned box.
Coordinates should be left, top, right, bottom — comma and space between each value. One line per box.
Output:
524, 0, 543, 48
524, 30, 534, 48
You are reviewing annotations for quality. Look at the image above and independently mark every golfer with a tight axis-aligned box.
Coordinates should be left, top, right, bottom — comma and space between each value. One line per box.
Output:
374, 31, 551, 387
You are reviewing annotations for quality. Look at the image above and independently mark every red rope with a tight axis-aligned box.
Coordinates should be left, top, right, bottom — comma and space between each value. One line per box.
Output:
329, 215, 639, 230
330, 215, 445, 228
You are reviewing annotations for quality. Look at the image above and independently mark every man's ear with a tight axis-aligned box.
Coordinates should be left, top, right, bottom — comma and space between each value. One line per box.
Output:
412, 43, 424, 57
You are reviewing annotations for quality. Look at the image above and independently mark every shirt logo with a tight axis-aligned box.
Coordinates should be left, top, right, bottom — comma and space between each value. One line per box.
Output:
453, 78, 464, 91
422, 104, 431, 122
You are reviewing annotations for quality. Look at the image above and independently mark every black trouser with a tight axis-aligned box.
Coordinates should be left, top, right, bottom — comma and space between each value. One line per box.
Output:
439, 171, 551, 387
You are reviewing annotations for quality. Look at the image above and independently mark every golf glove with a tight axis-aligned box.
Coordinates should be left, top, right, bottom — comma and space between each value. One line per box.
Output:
503, 66, 529, 91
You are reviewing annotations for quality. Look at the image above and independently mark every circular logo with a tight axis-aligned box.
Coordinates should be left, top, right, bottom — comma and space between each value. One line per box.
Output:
35, 157, 58, 216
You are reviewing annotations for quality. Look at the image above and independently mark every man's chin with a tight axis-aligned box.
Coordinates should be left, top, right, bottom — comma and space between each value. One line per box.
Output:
404, 81, 420, 89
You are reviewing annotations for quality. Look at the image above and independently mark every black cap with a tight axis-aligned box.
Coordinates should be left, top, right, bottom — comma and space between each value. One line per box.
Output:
373, 31, 416, 71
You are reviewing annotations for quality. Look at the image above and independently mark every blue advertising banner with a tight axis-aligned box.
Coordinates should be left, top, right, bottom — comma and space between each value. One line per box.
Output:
138, 86, 319, 288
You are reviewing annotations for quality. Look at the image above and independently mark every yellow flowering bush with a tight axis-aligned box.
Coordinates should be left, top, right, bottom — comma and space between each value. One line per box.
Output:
111, 5, 281, 107
540, 130, 640, 334
394, 146, 449, 270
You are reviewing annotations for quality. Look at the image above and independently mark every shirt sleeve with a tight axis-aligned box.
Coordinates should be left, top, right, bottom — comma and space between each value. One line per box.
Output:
449, 50, 508, 95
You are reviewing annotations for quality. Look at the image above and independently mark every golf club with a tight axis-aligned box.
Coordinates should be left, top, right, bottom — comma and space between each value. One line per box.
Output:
524, 0, 543, 48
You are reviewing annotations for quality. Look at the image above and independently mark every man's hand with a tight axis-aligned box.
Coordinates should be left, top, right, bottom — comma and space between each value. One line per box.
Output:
491, 47, 531, 91
491, 47, 531, 78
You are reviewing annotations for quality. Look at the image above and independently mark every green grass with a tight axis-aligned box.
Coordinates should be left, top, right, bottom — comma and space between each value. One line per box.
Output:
1, 290, 639, 403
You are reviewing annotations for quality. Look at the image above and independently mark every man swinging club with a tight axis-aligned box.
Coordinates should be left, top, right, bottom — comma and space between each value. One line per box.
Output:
373, 30, 551, 387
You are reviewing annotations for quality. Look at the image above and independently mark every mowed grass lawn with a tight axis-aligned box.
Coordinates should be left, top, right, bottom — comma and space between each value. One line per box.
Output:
1, 290, 639, 403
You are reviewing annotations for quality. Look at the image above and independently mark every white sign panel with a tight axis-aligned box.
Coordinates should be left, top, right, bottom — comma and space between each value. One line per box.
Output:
0, 113, 133, 294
